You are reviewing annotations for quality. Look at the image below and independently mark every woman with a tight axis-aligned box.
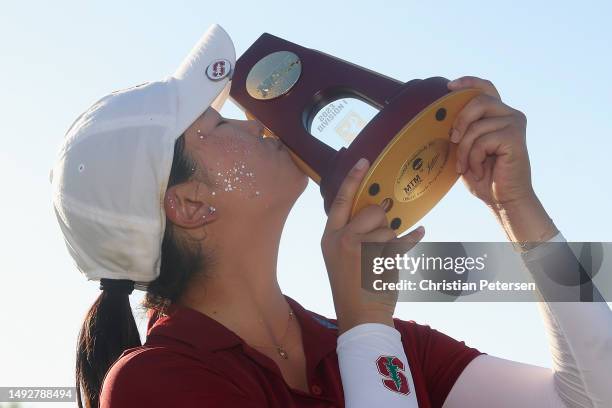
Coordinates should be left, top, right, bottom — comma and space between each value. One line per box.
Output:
50, 24, 611, 407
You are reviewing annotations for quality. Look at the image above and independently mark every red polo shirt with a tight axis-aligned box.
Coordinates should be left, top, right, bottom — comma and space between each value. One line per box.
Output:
100, 294, 483, 407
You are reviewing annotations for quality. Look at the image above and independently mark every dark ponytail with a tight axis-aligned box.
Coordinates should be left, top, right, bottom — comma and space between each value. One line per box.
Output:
75, 134, 207, 407
75, 290, 140, 408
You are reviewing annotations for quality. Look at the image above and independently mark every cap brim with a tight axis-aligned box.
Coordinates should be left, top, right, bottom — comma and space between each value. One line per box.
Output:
171, 23, 236, 137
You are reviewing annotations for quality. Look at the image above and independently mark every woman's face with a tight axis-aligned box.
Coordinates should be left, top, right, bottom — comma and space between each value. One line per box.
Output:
182, 106, 308, 216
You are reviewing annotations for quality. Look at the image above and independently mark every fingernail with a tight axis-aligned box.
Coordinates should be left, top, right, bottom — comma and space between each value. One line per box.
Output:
456, 161, 462, 174
415, 226, 425, 235
450, 128, 460, 143
354, 158, 368, 170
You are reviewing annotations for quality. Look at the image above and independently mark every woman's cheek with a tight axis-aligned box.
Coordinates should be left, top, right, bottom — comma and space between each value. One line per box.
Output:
214, 160, 260, 197
205, 138, 262, 199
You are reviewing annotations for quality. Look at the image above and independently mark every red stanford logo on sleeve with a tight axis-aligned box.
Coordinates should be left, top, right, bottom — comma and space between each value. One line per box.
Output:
376, 355, 410, 395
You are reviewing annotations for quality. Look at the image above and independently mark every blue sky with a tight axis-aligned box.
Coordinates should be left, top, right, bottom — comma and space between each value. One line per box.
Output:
1, 1, 611, 405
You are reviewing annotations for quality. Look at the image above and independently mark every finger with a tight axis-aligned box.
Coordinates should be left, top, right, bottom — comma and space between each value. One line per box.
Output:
449, 94, 513, 143
466, 131, 509, 180
473, 155, 496, 183
393, 225, 425, 242
455, 116, 513, 175
346, 204, 389, 235
447, 76, 501, 100
326, 158, 370, 231
379, 225, 424, 256
360, 226, 398, 244
383, 226, 425, 256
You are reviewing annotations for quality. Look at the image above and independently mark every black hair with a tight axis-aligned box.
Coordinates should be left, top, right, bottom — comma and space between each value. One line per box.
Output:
75, 134, 207, 407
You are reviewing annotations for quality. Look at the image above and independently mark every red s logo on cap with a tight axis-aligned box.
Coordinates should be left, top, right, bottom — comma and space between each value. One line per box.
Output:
206, 59, 231, 81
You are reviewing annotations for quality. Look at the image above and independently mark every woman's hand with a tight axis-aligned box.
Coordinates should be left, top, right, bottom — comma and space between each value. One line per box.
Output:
448, 76, 535, 208
321, 158, 425, 335
448, 76, 558, 244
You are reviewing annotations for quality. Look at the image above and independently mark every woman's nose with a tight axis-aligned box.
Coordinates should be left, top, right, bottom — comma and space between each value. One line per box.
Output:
245, 119, 265, 137
227, 118, 264, 137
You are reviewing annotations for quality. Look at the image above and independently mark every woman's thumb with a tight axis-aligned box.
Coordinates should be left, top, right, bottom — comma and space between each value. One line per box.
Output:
392, 225, 425, 245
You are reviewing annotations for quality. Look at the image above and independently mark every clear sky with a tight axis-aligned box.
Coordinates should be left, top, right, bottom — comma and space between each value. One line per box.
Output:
1, 1, 611, 406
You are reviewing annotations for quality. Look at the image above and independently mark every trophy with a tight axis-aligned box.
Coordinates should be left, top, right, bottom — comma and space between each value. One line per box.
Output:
229, 33, 480, 235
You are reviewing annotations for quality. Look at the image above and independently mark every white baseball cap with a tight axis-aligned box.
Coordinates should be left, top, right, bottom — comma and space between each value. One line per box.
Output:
50, 24, 236, 291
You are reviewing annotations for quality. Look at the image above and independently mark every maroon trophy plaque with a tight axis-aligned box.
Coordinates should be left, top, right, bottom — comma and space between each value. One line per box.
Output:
229, 33, 480, 235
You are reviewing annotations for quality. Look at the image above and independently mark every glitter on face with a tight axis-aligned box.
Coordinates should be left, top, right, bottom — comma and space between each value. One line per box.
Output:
213, 160, 259, 195
204, 120, 263, 199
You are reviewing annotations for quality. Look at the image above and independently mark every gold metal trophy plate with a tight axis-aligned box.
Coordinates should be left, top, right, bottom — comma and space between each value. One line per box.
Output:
246, 51, 302, 100
351, 89, 480, 233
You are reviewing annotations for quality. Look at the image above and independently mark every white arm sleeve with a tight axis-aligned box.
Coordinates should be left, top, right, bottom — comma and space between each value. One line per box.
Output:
337, 323, 419, 407
443, 354, 566, 408
443, 232, 612, 408
527, 232, 612, 408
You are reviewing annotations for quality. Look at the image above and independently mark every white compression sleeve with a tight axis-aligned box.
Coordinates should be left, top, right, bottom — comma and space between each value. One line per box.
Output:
444, 232, 612, 408
337, 323, 419, 407
523, 232, 612, 408
443, 354, 566, 408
